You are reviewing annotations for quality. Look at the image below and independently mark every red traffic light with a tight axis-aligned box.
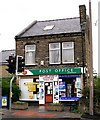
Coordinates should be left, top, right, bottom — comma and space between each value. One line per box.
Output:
17, 56, 25, 73
6, 56, 16, 74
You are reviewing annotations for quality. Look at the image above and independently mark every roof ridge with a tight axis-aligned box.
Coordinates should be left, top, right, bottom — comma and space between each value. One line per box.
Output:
2, 49, 15, 52
37, 17, 80, 22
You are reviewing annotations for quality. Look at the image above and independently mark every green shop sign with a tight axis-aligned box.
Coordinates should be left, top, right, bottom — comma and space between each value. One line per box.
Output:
30, 67, 81, 75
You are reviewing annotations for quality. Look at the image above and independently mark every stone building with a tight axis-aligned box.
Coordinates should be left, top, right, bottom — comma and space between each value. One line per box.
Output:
0, 50, 15, 78
15, 5, 91, 105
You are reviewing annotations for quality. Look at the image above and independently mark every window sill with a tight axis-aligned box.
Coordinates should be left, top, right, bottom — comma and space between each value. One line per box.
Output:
49, 63, 61, 65
49, 62, 75, 65
25, 64, 38, 66
62, 62, 74, 64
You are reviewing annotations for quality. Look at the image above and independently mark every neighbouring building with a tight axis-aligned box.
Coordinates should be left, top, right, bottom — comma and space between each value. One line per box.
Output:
15, 5, 91, 105
0, 50, 15, 78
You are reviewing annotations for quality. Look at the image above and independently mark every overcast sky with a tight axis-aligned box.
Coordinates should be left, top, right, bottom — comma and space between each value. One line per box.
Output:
0, 0, 99, 72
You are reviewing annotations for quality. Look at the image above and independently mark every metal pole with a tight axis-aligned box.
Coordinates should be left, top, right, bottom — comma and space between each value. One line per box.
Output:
89, 0, 94, 115
9, 75, 15, 111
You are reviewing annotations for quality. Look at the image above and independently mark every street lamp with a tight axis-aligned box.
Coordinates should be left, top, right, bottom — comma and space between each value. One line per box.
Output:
80, 21, 86, 87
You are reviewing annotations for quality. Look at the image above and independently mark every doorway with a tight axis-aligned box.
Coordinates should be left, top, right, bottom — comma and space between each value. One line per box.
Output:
45, 82, 53, 103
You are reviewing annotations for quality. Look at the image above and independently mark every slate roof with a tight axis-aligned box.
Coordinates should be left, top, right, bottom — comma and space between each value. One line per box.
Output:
0, 50, 15, 65
15, 17, 81, 38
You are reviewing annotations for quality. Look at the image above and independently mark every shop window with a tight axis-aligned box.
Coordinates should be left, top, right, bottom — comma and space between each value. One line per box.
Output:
25, 44, 36, 65
32, 78, 39, 100
59, 78, 75, 99
33, 78, 39, 94
21, 78, 39, 100
59, 81, 66, 98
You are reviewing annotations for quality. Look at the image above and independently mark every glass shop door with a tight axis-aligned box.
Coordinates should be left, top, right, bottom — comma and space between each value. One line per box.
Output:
45, 82, 53, 103
67, 84, 72, 97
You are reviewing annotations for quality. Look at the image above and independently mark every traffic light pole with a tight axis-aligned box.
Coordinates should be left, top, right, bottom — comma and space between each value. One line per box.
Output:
9, 75, 15, 111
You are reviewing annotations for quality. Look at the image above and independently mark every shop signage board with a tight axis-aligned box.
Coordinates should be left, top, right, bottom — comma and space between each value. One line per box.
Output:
59, 97, 80, 101
30, 68, 81, 75
59, 75, 81, 78
2, 96, 7, 106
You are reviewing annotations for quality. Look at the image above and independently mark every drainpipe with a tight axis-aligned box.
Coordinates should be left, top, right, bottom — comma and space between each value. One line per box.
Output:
81, 22, 86, 87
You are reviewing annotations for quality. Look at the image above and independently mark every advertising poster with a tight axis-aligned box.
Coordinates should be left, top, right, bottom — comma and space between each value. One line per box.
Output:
2, 96, 7, 106
53, 81, 59, 103
39, 80, 45, 104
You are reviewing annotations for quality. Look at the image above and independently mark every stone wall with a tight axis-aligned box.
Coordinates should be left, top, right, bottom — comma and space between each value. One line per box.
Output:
0, 65, 11, 78
16, 33, 87, 70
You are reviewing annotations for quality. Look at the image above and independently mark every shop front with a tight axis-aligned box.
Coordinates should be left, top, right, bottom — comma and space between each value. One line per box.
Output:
18, 67, 82, 105
19, 76, 39, 101
58, 74, 82, 101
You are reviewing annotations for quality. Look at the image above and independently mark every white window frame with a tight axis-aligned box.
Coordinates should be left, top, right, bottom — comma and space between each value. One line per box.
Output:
49, 43, 61, 64
62, 42, 74, 64
25, 44, 36, 65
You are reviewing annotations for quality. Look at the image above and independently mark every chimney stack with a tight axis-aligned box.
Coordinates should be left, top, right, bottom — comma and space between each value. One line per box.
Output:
79, 5, 86, 24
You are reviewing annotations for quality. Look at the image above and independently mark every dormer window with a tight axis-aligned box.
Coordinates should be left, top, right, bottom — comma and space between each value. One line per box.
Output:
43, 25, 54, 30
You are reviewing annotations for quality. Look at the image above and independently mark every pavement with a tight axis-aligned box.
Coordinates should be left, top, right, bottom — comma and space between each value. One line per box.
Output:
0, 106, 100, 120
1, 106, 81, 120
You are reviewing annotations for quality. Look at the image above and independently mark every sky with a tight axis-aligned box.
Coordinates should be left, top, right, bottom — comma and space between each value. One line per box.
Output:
0, 0, 99, 73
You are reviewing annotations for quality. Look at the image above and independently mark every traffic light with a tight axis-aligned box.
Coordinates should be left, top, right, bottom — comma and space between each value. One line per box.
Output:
17, 56, 25, 73
6, 56, 16, 74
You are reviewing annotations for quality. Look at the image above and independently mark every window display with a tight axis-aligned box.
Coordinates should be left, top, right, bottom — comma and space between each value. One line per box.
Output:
59, 81, 66, 99
59, 78, 80, 101
67, 84, 72, 97
53, 81, 59, 103
45, 82, 53, 95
